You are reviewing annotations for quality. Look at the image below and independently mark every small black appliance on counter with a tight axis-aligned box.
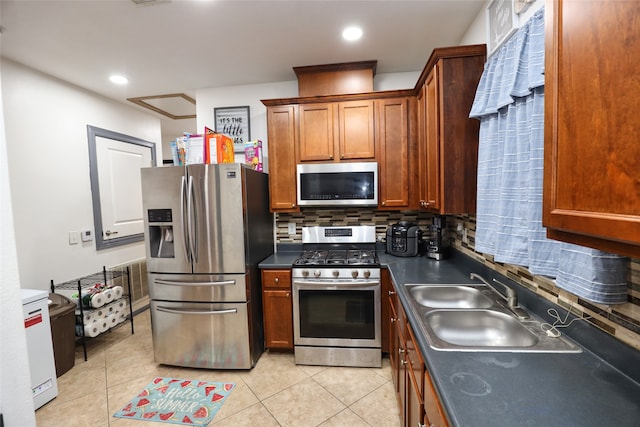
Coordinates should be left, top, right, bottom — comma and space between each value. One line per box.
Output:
426, 215, 450, 260
386, 222, 422, 257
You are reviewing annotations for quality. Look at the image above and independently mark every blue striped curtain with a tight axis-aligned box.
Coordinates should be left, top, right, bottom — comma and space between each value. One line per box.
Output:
470, 8, 628, 304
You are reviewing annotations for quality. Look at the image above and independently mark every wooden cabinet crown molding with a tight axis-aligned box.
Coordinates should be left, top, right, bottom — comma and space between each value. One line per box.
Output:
413, 44, 487, 91
261, 89, 415, 107
293, 60, 377, 97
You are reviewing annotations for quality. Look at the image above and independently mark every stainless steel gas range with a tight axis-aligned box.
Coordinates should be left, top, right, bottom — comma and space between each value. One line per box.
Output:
292, 225, 381, 368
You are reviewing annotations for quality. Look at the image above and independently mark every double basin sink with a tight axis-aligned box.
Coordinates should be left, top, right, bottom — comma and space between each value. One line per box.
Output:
405, 282, 581, 353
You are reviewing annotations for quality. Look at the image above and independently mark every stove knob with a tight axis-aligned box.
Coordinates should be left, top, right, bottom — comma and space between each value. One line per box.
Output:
351, 270, 359, 279
332, 270, 340, 278
363, 270, 371, 279
302, 270, 309, 278
314, 270, 321, 278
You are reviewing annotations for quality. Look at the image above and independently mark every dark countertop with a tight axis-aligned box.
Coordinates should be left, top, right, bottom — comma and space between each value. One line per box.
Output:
260, 248, 640, 426
258, 251, 300, 269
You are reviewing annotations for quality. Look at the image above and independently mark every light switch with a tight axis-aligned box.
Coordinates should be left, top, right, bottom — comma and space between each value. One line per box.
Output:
68, 231, 80, 245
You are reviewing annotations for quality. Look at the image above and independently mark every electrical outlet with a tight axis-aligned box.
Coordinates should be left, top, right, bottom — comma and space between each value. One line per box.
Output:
463, 228, 469, 244
68, 231, 80, 245
287, 222, 296, 235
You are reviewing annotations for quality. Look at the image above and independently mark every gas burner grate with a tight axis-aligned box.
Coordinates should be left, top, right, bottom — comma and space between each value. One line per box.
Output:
294, 249, 378, 267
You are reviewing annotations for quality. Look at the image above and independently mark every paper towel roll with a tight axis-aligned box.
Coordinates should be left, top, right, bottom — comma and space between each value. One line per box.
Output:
111, 286, 124, 300
117, 312, 128, 324
105, 314, 118, 329
88, 291, 106, 308
76, 323, 100, 338
102, 288, 114, 304
104, 302, 116, 315
76, 312, 95, 324
97, 320, 109, 334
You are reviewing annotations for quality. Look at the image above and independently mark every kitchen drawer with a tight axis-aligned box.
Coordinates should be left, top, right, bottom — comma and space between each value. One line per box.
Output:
262, 269, 291, 289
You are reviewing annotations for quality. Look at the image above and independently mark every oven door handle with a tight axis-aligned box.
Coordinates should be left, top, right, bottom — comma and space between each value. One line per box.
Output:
293, 280, 380, 287
155, 306, 238, 316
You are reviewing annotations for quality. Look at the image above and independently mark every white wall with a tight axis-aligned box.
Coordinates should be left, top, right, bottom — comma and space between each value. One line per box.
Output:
195, 72, 420, 171
196, 80, 298, 170
460, 0, 545, 46
1, 59, 162, 290
1, 65, 37, 427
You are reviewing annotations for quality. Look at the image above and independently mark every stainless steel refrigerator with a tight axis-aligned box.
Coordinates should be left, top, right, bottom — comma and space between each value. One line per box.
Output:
141, 163, 273, 369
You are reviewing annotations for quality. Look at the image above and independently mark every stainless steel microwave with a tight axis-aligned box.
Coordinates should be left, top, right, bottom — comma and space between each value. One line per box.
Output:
296, 162, 378, 207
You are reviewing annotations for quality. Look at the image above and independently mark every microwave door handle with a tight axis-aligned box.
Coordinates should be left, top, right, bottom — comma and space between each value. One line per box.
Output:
154, 279, 236, 287
156, 306, 237, 316
180, 175, 190, 262
187, 174, 198, 263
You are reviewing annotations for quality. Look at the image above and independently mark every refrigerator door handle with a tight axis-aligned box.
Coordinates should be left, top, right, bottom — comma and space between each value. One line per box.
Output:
154, 279, 237, 287
155, 306, 238, 316
186, 174, 198, 263
180, 175, 190, 262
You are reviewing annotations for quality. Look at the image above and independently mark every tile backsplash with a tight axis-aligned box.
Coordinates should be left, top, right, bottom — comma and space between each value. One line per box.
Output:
275, 208, 436, 243
275, 209, 640, 351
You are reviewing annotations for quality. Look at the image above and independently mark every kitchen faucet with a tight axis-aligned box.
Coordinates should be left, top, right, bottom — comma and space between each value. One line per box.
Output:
470, 273, 530, 319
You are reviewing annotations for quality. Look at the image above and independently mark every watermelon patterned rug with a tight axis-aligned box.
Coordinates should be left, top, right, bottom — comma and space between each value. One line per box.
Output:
113, 377, 235, 426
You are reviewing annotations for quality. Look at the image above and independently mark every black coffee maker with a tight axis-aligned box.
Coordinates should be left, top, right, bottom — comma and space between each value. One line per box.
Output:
426, 215, 450, 260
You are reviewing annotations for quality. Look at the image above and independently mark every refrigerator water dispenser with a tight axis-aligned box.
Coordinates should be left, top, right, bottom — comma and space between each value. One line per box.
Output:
148, 209, 175, 258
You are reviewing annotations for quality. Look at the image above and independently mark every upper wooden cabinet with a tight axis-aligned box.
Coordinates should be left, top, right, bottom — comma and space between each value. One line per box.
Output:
266, 105, 298, 212
416, 45, 486, 214
377, 97, 418, 210
543, 0, 640, 257
263, 90, 414, 212
298, 100, 375, 162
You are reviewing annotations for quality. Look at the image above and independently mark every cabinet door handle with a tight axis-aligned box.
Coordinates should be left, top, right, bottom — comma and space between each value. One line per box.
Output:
275, 277, 279, 284
401, 359, 408, 366
389, 290, 396, 296
391, 317, 398, 323
399, 348, 405, 354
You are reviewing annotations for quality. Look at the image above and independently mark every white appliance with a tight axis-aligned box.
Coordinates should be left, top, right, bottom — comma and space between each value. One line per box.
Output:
21, 289, 58, 409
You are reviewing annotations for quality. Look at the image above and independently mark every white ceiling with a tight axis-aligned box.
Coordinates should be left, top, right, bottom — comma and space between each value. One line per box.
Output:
0, 0, 485, 119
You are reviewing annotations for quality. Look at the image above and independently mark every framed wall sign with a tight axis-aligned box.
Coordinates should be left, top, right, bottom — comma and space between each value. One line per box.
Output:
214, 105, 251, 152
486, 0, 518, 56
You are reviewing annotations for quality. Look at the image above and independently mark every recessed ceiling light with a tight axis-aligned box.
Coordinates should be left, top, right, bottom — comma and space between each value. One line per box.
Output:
342, 26, 363, 41
109, 75, 129, 85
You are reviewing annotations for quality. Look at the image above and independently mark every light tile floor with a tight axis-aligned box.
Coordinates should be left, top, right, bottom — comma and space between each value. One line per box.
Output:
35, 309, 401, 427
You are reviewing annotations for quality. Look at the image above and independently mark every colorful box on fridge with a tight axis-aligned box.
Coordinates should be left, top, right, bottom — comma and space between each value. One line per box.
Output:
204, 127, 234, 164
244, 140, 263, 171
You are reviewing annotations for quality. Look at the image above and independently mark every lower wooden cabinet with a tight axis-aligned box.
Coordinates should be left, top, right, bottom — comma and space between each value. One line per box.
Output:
424, 368, 449, 427
388, 277, 448, 427
261, 269, 293, 350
